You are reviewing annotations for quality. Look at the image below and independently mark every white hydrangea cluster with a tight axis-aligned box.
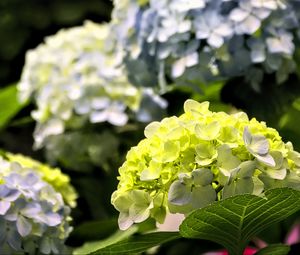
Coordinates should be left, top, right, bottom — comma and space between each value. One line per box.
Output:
19, 21, 138, 148
18, 21, 166, 170
0, 156, 73, 254
112, 0, 300, 91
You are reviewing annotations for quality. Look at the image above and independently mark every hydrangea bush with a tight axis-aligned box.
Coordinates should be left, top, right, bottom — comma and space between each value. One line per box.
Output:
0, 153, 76, 254
18, 21, 166, 171
112, 99, 300, 230
111, 0, 300, 91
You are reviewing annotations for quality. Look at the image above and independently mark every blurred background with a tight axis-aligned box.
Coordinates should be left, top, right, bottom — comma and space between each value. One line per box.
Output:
0, 0, 116, 238
0, 0, 112, 86
0, 0, 113, 155
2, 0, 300, 154
1, 1, 300, 254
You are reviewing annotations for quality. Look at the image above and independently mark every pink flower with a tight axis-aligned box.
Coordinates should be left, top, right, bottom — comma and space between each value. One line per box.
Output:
204, 246, 257, 255
285, 223, 300, 245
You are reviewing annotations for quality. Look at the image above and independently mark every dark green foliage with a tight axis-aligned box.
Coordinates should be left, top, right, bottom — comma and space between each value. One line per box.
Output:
180, 188, 300, 255
0, 84, 27, 129
221, 74, 300, 129
254, 244, 290, 255
0, 0, 112, 85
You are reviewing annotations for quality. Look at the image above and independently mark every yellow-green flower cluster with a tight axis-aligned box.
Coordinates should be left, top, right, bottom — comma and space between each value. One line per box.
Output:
112, 99, 300, 230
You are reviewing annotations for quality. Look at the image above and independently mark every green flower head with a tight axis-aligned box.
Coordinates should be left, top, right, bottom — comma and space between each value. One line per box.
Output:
112, 99, 300, 230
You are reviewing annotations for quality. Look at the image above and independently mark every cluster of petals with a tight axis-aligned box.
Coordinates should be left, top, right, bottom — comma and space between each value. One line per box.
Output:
18, 21, 166, 170
0, 154, 75, 254
112, 99, 300, 230
112, 0, 300, 91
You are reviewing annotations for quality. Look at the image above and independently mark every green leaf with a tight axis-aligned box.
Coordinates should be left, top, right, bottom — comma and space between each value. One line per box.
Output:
293, 97, 300, 111
73, 226, 139, 255
279, 106, 300, 151
179, 188, 300, 255
69, 218, 118, 243
0, 84, 27, 129
254, 244, 290, 255
89, 232, 180, 255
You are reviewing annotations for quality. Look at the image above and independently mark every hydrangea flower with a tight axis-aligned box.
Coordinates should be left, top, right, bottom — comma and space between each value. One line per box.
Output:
111, 0, 300, 91
5, 153, 77, 208
42, 130, 120, 172
0, 154, 75, 254
18, 21, 166, 170
112, 99, 300, 230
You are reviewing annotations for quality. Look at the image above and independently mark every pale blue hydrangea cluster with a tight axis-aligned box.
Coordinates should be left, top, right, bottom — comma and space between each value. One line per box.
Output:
112, 0, 300, 91
0, 156, 72, 254
18, 21, 166, 170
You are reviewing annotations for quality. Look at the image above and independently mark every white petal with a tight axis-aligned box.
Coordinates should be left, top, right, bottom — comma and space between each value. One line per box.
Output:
75, 99, 91, 114
45, 213, 62, 226
185, 52, 198, 67
240, 15, 261, 34
251, 49, 266, 63
0, 201, 10, 215
172, 58, 186, 78
17, 216, 32, 237
157, 213, 185, 231
21, 204, 42, 218
208, 34, 224, 48
89, 110, 108, 123
108, 111, 128, 126
178, 20, 192, 33
215, 23, 233, 37
255, 8, 272, 19
158, 29, 169, 42
118, 212, 133, 231
266, 168, 287, 180
229, 8, 249, 22
91, 97, 110, 110
68, 86, 82, 100
256, 153, 276, 167
265, 2, 278, 9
